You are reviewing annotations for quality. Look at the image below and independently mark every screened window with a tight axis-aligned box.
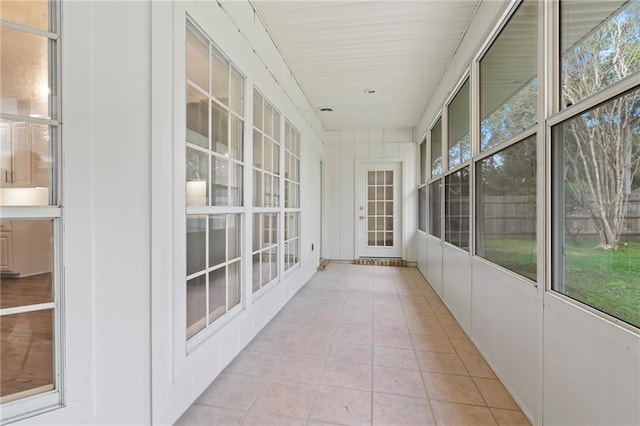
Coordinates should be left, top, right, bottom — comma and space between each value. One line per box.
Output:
445, 167, 470, 250
185, 21, 245, 341
1, 1, 62, 419
552, 87, 640, 328
448, 79, 471, 168
476, 136, 537, 281
418, 138, 427, 232
429, 180, 442, 238
419, 138, 427, 184
561, 0, 640, 109
430, 119, 442, 178
480, 0, 538, 151
284, 121, 301, 271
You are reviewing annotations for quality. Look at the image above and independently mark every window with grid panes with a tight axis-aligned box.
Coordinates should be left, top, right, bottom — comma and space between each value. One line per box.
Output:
185, 20, 245, 340
284, 120, 300, 271
0, 1, 63, 420
252, 89, 281, 291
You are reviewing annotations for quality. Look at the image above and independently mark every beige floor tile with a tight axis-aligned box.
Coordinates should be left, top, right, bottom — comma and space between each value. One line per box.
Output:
274, 307, 312, 324
412, 335, 456, 353
242, 411, 308, 426
310, 386, 372, 426
373, 346, 419, 370
287, 335, 333, 358
224, 351, 282, 378
408, 321, 448, 339
259, 320, 301, 337
372, 392, 436, 425
373, 366, 427, 398
175, 404, 245, 426
270, 354, 325, 385
415, 351, 468, 376
430, 400, 497, 425
491, 408, 531, 425
449, 336, 482, 356
320, 360, 372, 391
458, 351, 497, 379
328, 342, 372, 365
374, 318, 409, 334
245, 333, 293, 354
196, 373, 265, 410
250, 382, 316, 420
373, 329, 414, 349
474, 378, 520, 410
422, 372, 485, 406
334, 324, 373, 345
373, 306, 406, 321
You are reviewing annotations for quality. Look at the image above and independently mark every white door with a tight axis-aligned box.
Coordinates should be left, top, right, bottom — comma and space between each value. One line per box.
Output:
356, 161, 402, 258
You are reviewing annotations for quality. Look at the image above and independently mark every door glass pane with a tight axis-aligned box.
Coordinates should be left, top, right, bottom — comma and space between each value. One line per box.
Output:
229, 66, 243, 114
252, 253, 261, 292
186, 148, 208, 206
0, 220, 53, 308
1, 309, 54, 402
186, 216, 206, 276
228, 214, 241, 260
209, 215, 225, 267
0, 121, 55, 205
230, 163, 243, 207
229, 115, 243, 161
186, 86, 209, 149
187, 274, 206, 339
211, 155, 228, 206
211, 102, 228, 156
186, 26, 209, 92
366, 169, 394, 247
253, 91, 263, 131
208, 267, 225, 322
228, 260, 240, 309
1, 27, 50, 118
211, 48, 229, 105
1, 1, 49, 31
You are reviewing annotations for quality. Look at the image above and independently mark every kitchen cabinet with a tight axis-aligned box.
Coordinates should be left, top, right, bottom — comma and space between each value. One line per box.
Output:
0, 222, 13, 272
0, 220, 51, 277
0, 122, 34, 188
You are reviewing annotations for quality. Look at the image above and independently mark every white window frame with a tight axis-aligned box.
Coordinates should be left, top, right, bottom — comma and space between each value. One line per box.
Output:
283, 119, 301, 273
184, 18, 246, 349
0, 0, 64, 421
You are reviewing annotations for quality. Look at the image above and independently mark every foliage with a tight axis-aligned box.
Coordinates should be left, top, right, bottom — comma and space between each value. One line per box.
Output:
561, 1, 640, 249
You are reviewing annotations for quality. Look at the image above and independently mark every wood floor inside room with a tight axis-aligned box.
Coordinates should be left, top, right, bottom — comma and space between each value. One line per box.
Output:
177, 264, 531, 425
0, 273, 54, 402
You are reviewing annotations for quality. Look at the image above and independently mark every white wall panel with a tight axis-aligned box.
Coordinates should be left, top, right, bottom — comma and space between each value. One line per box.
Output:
471, 259, 542, 424
425, 236, 443, 296
442, 244, 472, 334
417, 232, 427, 276
543, 296, 640, 426
324, 129, 417, 261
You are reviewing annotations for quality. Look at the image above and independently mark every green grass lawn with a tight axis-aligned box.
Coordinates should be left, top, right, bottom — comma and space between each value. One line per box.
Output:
481, 237, 639, 328
564, 239, 640, 328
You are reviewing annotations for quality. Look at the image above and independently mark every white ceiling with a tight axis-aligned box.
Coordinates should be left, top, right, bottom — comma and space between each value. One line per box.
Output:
252, 0, 481, 131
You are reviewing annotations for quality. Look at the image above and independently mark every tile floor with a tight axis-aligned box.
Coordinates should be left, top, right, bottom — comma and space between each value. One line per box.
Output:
176, 263, 531, 426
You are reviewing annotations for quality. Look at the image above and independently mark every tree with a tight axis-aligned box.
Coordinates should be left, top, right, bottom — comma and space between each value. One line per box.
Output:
562, 1, 640, 249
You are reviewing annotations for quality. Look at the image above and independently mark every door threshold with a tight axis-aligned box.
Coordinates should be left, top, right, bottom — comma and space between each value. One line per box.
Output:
354, 258, 405, 267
